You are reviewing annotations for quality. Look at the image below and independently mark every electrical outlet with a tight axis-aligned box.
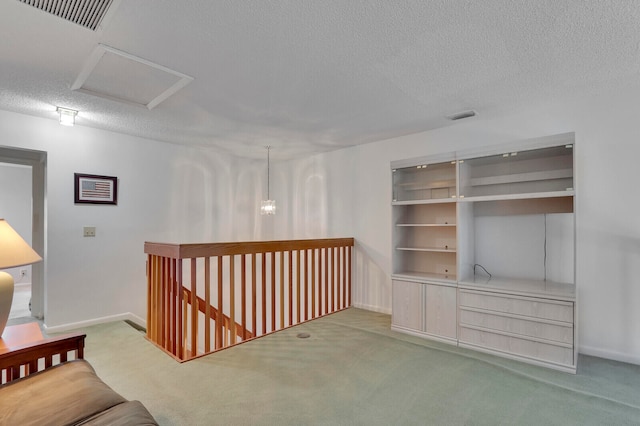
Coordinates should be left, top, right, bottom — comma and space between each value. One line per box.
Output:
83, 226, 96, 237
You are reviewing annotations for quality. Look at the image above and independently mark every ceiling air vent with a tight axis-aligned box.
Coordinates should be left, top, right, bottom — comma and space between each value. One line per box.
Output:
446, 110, 477, 121
17, 0, 115, 31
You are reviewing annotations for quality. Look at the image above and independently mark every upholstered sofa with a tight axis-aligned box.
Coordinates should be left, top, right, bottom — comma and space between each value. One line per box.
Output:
0, 332, 157, 425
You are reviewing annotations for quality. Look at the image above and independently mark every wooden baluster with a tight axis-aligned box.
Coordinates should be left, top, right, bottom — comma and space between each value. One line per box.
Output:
161, 257, 166, 341
158, 256, 163, 347
261, 252, 267, 335
146, 254, 152, 341
164, 257, 170, 349
347, 246, 352, 307
296, 249, 301, 324
151, 255, 158, 343
311, 249, 316, 319
241, 254, 247, 341
204, 257, 211, 353
190, 258, 198, 357
340, 247, 347, 308
280, 252, 285, 329
252, 253, 257, 338
304, 249, 310, 321
338, 246, 342, 309
324, 247, 329, 315
157, 257, 163, 348
216, 256, 223, 350
330, 247, 336, 312
320, 248, 325, 315
270, 251, 275, 332
176, 260, 184, 359
230, 255, 236, 345
170, 259, 177, 356
182, 291, 188, 358
289, 250, 293, 326
304, 249, 311, 321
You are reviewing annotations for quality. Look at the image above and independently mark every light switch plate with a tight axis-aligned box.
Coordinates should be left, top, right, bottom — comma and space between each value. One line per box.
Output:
83, 226, 96, 237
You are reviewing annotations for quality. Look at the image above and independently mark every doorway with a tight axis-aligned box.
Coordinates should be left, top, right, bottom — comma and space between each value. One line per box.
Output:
0, 146, 46, 320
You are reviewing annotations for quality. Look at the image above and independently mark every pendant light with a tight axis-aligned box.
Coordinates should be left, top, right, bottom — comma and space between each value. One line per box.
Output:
260, 146, 276, 215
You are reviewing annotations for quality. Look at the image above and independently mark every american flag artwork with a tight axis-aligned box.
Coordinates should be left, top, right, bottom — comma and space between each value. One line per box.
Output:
81, 180, 112, 199
75, 173, 117, 204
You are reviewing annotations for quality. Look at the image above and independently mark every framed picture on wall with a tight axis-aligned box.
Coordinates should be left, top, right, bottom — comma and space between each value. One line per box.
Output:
74, 173, 118, 205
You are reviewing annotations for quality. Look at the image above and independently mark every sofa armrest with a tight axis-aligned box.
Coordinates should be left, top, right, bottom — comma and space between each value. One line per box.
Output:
0, 332, 86, 384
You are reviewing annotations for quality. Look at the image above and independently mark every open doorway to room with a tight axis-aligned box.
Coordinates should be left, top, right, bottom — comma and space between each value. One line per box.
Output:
0, 146, 46, 322
1, 162, 33, 318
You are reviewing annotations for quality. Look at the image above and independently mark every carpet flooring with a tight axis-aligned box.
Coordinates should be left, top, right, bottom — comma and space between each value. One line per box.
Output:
66, 308, 640, 425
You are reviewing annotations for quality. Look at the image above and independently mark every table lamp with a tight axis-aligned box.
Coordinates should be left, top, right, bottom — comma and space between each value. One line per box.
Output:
0, 219, 42, 336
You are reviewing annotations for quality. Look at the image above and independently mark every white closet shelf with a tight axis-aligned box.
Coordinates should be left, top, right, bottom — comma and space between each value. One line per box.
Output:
468, 169, 572, 187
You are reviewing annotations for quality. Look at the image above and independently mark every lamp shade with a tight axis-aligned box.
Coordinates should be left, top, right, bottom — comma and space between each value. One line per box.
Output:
0, 219, 42, 269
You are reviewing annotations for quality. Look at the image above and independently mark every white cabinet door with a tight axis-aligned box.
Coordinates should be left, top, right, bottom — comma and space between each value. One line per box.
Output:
425, 284, 457, 339
392, 280, 423, 331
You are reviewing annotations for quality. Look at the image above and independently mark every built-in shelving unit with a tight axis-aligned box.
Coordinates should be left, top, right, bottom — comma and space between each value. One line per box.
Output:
393, 160, 457, 202
390, 133, 577, 373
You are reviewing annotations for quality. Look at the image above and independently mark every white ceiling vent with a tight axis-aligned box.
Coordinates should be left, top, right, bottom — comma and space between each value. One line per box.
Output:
446, 110, 477, 121
17, 0, 116, 31
71, 44, 194, 110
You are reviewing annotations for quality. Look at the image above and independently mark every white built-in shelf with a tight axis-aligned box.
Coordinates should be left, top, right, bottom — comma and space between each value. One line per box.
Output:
396, 223, 456, 227
458, 275, 575, 301
392, 198, 457, 205
458, 190, 575, 203
469, 169, 573, 187
391, 134, 577, 372
397, 180, 456, 191
396, 247, 456, 253
392, 271, 457, 285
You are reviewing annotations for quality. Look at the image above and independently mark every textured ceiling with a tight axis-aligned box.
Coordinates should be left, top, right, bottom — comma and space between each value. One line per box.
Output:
1, 1, 640, 159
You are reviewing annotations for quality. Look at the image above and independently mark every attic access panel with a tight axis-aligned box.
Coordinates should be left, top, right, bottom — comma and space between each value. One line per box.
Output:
71, 44, 193, 110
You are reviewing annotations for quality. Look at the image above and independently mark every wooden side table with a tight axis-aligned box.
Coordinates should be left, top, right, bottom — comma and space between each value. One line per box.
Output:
0, 322, 44, 354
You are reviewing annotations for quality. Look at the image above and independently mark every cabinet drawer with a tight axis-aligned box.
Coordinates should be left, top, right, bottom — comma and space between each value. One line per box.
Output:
459, 326, 574, 366
459, 308, 573, 344
459, 290, 573, 323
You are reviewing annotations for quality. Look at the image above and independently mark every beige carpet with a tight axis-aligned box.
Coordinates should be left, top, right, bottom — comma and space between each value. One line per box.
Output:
67, 308, 640, 425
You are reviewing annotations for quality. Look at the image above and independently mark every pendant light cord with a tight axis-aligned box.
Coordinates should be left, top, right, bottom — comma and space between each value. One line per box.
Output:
267, 146, 271, 199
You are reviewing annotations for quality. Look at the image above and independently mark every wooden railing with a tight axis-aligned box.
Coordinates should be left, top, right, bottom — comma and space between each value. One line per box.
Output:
145, 238, 354, 361
0, 333, 86, 384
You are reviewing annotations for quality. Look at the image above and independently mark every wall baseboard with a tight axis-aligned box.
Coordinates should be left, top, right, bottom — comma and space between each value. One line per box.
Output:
44, 312, 147, 334
352, 303, 392, 315
579, 345, 640, 366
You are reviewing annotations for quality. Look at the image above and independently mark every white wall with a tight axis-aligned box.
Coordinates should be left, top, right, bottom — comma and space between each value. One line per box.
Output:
281, 87, 640, 365
2, 82, 640, 364
0, 163, 32, 284
0, 109, 269, 330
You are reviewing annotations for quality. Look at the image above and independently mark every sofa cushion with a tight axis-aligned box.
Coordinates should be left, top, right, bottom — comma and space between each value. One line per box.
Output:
76, 400, 158, 426
0, 359, 130, 425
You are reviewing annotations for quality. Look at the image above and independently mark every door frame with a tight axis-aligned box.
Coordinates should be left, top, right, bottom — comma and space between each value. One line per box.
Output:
0, 146, 46, 319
